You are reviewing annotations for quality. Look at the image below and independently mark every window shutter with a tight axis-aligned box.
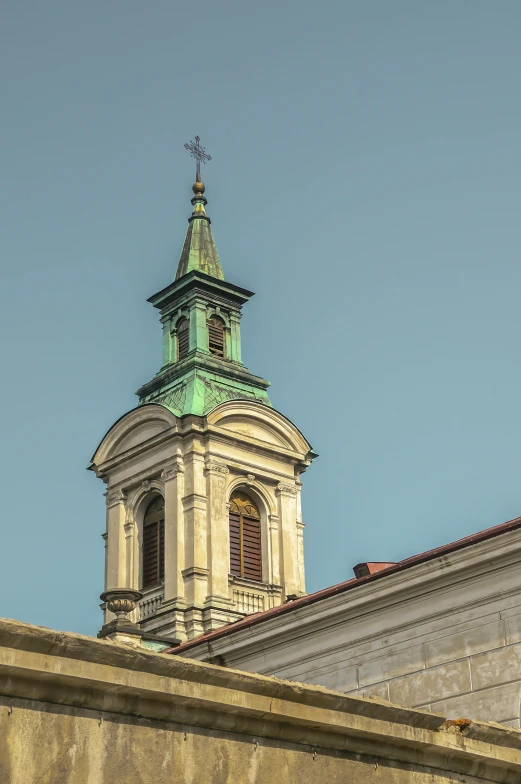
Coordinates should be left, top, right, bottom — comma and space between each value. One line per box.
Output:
142, 496, 165, 589
143, 522, 159, 587
208, 317, 225, 358
229, 492, 262, 583
177, 318, 189, 360
229, 512, 241, 577
242, 515, 262, 581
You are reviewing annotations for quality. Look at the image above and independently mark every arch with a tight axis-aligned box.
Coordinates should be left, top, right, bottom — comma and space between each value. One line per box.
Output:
229, 489, 262, 582
226, 475, 275, 517
208, 315, 225, 359
90, 405, 177, 470
142, 494, 165, 589
176, 317, 189, 361
207, 400, 313, 456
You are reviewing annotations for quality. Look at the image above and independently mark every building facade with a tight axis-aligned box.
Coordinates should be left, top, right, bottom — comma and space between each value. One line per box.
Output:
90, 175, 315, 641
90, 166, 521, 730
173, 516, 521, 727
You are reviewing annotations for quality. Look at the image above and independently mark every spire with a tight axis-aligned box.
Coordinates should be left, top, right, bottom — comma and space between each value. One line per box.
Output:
175, 179, 224, 280
176, 136, 224, 281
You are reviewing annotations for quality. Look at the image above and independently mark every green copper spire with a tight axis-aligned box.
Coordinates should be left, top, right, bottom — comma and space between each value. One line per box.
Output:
136, 139, 271, 416
175, 180, 224, 280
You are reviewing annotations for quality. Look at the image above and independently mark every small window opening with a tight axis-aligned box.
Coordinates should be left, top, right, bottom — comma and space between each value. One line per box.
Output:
177, 318, 189, 361
142, 496, 165, 589
229, 491, 262, 582
208, 316, 225, 359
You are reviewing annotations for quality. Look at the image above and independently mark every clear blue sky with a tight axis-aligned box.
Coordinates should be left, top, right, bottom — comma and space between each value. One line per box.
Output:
2, 1, 521, 636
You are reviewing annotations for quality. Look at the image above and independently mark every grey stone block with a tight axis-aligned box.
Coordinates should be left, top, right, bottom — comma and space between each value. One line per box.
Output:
425, 620, 505, 668
389, 660, 471, 708
432, 682, 521, 723
359, 645, 424, 687
471, 642, 521, 690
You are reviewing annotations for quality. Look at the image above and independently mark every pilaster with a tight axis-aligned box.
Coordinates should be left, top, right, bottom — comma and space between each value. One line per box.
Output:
204, 458, 232, 602
269, 514, 281, 586
183, 446, 208, 608
297, 521, 306, 595
105, 489, 127, 590
276, 482, 300, 598
162, 458, 185, 603
229, 312, 242, 363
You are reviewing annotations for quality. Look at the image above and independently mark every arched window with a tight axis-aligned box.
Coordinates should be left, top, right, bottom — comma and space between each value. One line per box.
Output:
208, 316, 225, 359
142, 496, 165, 589
229, 491, 262, 582
176, 318, 189, 361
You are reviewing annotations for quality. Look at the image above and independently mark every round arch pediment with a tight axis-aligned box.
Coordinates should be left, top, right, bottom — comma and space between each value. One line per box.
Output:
206, 400, 312, 456
90, 404, 177, 468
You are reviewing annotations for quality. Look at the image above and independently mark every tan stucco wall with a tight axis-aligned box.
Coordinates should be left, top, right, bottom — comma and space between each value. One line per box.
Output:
0, 618, 520, 783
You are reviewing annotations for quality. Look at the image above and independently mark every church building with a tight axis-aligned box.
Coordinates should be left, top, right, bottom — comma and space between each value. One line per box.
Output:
90, 145, 521, 730
90, 148, 315, 643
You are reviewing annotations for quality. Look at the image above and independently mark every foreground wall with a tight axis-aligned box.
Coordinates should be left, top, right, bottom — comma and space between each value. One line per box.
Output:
0, 619, 520, 783
179, 524, 521, 727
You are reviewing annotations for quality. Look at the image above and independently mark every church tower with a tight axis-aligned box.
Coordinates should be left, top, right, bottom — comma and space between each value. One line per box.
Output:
90, 140, 316, 641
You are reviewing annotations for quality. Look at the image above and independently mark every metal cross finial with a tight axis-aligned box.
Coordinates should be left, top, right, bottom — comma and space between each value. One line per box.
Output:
184, 135, 211, 182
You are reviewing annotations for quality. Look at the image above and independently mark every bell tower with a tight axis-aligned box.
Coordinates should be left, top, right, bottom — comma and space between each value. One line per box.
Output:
90, 140, 316, 642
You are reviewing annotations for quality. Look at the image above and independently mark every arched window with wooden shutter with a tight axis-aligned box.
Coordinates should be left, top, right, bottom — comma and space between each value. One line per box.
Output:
176, 317, 189, 361
208, 316, 225, 359
229, 491, 262, 582
142, 496, 165, 589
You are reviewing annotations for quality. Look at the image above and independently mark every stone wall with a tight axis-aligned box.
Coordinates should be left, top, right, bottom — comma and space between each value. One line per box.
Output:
179, 524, 521, 727
0, 618, 520, 783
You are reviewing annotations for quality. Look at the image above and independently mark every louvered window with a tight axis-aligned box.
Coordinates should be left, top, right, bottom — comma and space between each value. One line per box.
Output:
208, 316, 225, 359
142, 496, 165, 589
177, 318, 189, 361
229, 492, 262, 582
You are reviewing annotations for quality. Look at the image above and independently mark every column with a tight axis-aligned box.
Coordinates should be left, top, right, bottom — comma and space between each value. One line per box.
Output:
268, 513, 281, 587
162, 458, 185, 603
229, 312, 242, 363
182, 444, 208, 609
161, 317, 172, 366
105, 489, 127, 590
297, 521, 306, 594
192, 301, 208, 353
275, 482, 300, 598
204, 458, 230, 601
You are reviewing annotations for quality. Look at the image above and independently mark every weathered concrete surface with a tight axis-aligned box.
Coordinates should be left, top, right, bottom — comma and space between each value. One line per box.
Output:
0, 619, 520, 783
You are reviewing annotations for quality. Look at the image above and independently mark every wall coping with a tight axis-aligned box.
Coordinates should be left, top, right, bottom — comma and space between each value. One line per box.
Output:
0, 618, 520, 781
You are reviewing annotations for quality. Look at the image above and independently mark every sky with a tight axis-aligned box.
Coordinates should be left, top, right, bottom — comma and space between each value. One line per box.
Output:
2, 1, 521, 637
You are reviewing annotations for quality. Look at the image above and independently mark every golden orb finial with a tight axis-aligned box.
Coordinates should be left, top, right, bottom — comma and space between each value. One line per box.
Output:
192, 180, 205, 196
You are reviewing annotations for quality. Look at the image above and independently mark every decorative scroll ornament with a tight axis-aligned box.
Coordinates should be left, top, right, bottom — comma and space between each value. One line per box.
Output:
141, 480, 151, 492
162, 460, 184, 482
204, 459, 229, 476
276, 482, 298, 496
246, 474, 256, 486
106, 489, 125, 507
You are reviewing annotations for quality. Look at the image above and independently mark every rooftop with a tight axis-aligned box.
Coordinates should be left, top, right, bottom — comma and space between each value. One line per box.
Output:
169, 512, 521, 655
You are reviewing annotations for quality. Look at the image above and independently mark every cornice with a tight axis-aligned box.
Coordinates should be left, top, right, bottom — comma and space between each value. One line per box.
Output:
136, 355, 270, 401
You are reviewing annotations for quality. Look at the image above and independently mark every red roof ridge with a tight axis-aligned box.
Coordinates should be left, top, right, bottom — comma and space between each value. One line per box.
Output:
168, 512, 521, 656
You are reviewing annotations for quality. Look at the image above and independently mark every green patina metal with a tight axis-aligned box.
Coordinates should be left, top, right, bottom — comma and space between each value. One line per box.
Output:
136, 181, 271, 415
174, 184, 224, 281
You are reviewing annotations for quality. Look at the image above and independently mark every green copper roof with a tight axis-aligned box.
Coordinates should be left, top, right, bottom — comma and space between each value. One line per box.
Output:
175, 182, 224, 281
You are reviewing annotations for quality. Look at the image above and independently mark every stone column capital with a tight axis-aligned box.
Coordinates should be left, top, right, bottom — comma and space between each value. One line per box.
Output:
162, 459, 184, 482
204, 459, 229, 477
106, 489, 125, 508
276, 482, 298, 497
